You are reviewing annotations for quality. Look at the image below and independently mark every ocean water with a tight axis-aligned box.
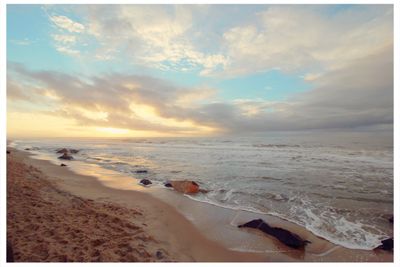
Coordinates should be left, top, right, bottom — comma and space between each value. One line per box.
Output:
10, 131, 393, 250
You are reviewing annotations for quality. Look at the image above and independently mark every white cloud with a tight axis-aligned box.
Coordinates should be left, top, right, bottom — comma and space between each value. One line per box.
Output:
55, 46, 80, 56
79, 5, 227, 74
49, 15, 82, 56
44, 5, 392, 78
221, 5, 393, 76
52, 34, 77, 44
50, 15, 85, 33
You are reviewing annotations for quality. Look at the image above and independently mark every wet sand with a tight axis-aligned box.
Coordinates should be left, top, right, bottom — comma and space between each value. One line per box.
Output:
6, 148, 393, 262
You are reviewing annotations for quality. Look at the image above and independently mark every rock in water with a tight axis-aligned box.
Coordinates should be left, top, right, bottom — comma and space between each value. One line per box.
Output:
135, 169, 148, 174
140, 179, 152, 186
238, 219, 311, 249
70, 149, 79, 154
164, 182, 173, 188
56, 148, 69, 154
169, 180, 200, 194
60, 163, 67, 167
58, 152, 73, 160
376, 238, 393, 251
6, 150, 10, 154
389, 216, 393, 223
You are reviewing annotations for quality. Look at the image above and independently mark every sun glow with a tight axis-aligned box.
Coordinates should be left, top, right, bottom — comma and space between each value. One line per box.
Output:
129, 102, 216, 134
95, 127, 129, 135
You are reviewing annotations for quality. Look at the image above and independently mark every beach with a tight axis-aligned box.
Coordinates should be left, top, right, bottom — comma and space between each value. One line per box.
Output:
6, 147, 393, 262
6, 147, 267, 262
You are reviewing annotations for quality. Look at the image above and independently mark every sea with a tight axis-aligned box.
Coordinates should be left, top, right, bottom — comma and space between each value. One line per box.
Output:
9, 131, 393, 250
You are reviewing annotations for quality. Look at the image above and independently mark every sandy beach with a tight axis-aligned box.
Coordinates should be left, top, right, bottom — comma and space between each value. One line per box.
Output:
6, 147, 393, 262
6, 148, 268, 262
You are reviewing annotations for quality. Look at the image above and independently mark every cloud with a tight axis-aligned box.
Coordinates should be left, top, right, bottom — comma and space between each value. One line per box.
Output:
52, 34, 77, 44
49, 15, 85, 33
9, 38, 32, 46
55, 46, 80, 56
7, 78, 31, 101
52, 5, 228, 74
43, 5, 392, 78
7, 43, 393, 134
221, 46, 393, 132
48, 14, 84, 56
7, 62, 220, 134
221, 5, 393, 77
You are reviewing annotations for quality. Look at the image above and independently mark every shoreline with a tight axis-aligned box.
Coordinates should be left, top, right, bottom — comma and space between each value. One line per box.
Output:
7, 147, 267, 262
7, 147, 393, 262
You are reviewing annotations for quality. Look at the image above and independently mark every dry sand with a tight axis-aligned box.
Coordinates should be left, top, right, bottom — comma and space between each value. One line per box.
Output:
6, 147, 393, 262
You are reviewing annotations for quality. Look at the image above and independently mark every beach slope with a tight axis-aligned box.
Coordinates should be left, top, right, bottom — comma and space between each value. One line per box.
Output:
6, 148, 266, 262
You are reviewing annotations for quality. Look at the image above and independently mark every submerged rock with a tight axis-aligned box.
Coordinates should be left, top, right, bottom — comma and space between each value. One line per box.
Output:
140, 179, 152, 186
56, 148, 69, 154
238, 219, 311, 249
376, 238, 393, 251
164, 182, 173, 188
58, 152, 73, 160
168, 180, 200, 194
6, 150, 10, 154
56, 148, 79, 154
135, 169, 148, 174
60, 163, 67, 167
24, 148, 30, 151
389, 216, 393, 223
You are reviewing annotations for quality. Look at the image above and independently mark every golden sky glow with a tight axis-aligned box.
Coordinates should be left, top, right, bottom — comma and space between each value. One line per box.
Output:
7, 110, 218, 138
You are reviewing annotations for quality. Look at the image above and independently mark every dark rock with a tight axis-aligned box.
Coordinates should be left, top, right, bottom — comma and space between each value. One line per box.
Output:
60, 163, 67, 167
140, 179, 152, 186
135, 169, 148, 174
238, 219, 311, 249
389, 216, 393, 223
58, 152, 73, 160
7, 150, 10, 154
25, 148, 30, 151
376, 238, 393, 251
7, 240, 14, 262
156, 250, 163, 259
70, 149, 79, 154
164, 182, 173, 188
56, 148, 69, 154
239, 219, 264, 229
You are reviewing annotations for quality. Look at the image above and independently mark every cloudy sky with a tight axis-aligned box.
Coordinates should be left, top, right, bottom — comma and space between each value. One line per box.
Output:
7, 4, 393, 138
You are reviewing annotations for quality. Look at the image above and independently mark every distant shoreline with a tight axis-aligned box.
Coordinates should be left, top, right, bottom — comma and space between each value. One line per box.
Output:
6, 147, 393, 262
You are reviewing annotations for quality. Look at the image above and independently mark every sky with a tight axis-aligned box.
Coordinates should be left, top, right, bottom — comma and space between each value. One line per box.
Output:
6, 4, 394, 138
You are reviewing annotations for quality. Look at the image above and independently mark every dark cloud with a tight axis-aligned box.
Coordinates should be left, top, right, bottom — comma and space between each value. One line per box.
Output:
7, 78, 32, 102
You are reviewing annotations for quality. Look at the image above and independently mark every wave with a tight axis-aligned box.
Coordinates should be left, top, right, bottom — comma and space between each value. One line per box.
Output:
253, 144, 301, 148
